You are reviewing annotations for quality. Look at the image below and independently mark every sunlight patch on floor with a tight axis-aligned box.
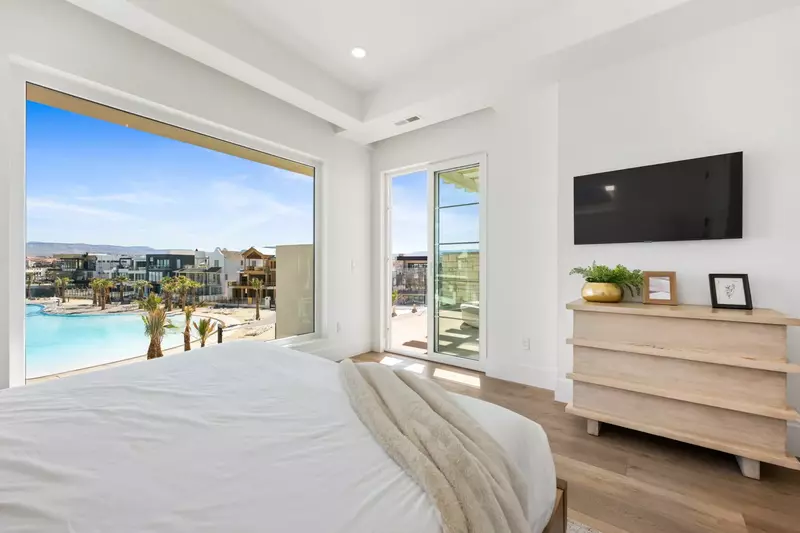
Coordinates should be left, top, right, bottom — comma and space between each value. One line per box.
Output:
433, 368, 481, 388
404, 363, 426, 374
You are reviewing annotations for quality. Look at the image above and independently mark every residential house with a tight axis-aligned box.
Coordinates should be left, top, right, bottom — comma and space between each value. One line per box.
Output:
176, 264, 223, 296
53, 253, 97, 283
392, 253, 427, 304
146, 251, 195, 290
231, 246, 276, 303
215, 247, 242, 297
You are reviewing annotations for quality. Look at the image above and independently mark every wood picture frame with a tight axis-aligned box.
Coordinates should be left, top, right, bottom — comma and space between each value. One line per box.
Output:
642, 271, 678, 305
709, 274, 753, 310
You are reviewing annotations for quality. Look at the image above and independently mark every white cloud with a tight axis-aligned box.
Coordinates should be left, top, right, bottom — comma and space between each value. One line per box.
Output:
27, 198, 135, 220
76, 192, 175, 205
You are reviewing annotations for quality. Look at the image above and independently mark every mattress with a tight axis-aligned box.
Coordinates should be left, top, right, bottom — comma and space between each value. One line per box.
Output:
0, 343, 556, 532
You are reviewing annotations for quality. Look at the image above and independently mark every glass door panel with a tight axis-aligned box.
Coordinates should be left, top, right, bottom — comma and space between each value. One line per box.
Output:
432, 164, 480, 361
388, 170, 429, 356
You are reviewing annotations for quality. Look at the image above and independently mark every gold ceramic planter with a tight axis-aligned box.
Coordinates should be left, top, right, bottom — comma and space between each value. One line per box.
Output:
581, 282, 623, 303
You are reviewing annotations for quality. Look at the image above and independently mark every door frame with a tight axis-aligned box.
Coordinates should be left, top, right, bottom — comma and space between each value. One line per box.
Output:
426, 154, 487, 371
378, 153, 487, 372
381, 164, 430, 359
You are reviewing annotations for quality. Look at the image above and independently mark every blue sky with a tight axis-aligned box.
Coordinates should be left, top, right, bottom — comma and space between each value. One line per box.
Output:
26, 101, 314, 252
391, 170, 479, 255
27, 100, 478, 255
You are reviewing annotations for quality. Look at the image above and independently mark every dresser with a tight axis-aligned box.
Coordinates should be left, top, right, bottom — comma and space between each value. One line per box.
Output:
565, 299, 800, 479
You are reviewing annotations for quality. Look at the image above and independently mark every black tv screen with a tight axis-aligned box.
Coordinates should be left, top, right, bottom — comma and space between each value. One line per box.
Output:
573, 152, 743, 245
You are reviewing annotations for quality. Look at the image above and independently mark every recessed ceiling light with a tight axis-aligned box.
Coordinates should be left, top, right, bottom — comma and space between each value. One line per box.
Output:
351, 47, 367, 59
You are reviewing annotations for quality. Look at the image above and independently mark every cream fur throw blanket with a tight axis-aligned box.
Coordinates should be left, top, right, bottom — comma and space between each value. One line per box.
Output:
339, 359, 530, 533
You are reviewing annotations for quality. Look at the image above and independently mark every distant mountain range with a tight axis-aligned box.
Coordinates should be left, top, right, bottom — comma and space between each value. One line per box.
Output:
27, 242, 166, 257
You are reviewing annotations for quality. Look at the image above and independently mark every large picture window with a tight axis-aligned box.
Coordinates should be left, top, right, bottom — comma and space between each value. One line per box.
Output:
25, 84, 315, 381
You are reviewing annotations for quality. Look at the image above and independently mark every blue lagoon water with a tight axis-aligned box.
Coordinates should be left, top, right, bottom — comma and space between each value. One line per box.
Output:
25, 304, 207, 379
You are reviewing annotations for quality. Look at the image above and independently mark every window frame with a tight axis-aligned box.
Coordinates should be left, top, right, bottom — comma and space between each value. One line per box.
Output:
6, 63, 322, 387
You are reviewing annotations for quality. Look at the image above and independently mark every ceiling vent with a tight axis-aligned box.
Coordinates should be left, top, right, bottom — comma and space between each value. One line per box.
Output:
394, 116, 421, 127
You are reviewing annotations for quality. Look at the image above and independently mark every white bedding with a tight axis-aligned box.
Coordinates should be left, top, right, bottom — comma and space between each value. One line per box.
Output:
0, 343, 556, 533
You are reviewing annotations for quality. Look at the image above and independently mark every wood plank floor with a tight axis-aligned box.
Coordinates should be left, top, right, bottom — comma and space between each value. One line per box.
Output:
352, 352, 800, 533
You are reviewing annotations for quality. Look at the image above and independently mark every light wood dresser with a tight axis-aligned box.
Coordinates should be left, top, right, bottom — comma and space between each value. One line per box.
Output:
565, 299, 800, 479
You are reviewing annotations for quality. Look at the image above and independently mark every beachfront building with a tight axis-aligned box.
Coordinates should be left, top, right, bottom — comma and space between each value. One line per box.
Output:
126, 256, 148, 282
25, 266, 49, 282
230, 247, 276, 303
215, 248, 243, 297
392, 253, 427, 305
92, 254, 147, 282
94, 254, 122, 279
146, 251, 195, 290
53, 253, 97, 283
176, 264, 223, 296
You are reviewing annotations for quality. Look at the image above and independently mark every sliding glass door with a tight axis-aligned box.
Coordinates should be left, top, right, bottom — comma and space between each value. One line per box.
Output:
427, 155, 485, 369
431, 163, 480, 359
384, 155, 485, 370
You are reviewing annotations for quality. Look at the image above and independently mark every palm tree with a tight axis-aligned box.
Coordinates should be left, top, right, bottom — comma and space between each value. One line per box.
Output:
141, 297, 174, 359
161, 276, 176, 311
59, 276, 72, 303
104, 279, 113, 306
183, 306, 194, 351
138, 292, 162, 312
175, 276, 192, 309
114, 276, 130, 304
133, 280, 152, 300
98, 279, 114, 311
52, 278, 62, 302
26, 272, 35, 299
193, 318, 217, 348
189, 279, 202, 305
250, 278, 264, 321
89, 278, 102, 306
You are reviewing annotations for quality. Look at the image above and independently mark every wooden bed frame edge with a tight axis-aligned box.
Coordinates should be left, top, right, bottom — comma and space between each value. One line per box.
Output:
543, 478, 568, 533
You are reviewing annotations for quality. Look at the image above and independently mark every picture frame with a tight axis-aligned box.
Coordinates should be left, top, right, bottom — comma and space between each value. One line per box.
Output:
642, 271, 678, 305
709, 274, 752, 310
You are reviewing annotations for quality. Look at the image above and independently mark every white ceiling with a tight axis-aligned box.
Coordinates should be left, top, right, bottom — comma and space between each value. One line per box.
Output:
64, 0, 800, 145
216, 0, 556, 92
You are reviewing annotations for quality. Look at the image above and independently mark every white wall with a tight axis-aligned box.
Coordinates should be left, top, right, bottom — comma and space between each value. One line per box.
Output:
373, 5, 800, 452
556, 7, 800, 450
276, 244, 315, 339
0, 0, 372, 386
372, 87, 560, 390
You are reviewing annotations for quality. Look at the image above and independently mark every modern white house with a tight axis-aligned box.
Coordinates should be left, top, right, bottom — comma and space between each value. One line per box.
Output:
215, 247, 243, 298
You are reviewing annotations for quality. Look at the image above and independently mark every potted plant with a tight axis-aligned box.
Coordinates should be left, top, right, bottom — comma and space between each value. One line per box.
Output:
569, 262, 643, 303
391, 290, 398, 317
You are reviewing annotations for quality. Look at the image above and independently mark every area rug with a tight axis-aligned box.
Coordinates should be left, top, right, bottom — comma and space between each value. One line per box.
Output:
568, 520, 602, 533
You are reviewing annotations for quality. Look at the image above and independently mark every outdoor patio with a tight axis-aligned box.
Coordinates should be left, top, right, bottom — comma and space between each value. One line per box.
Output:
389, 306, 479, 360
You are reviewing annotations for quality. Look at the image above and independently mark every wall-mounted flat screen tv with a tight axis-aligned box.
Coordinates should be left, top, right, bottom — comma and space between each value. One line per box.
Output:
573, 152, 743, 245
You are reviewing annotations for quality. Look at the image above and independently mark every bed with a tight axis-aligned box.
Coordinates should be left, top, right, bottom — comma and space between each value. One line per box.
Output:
0, 343, 557, 532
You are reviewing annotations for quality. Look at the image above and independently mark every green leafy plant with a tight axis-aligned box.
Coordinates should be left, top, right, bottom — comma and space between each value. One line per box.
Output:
140, 294, 176, 359
183, 306, 195, 352
569, 262, 643, 297
193, 318, 217, 348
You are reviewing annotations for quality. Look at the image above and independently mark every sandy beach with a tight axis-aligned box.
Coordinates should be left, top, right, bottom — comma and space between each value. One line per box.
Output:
27, 297, 277, 382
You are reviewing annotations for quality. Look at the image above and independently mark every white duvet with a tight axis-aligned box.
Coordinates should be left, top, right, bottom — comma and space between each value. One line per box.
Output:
0, 343, 555, 533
